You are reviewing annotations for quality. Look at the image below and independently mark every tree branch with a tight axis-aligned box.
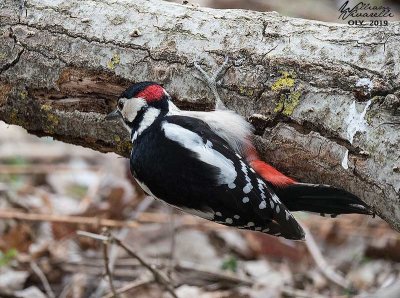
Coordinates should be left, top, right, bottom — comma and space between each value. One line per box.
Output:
0, 0, 399, 230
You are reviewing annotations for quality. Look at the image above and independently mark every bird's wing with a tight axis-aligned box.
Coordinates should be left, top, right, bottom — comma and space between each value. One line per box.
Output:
179, 109, 297, 187
180, 109, 254, 156
131, 115, 304, 240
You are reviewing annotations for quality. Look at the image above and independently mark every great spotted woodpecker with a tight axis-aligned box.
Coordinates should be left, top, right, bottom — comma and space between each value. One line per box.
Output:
106, 59, 372, 240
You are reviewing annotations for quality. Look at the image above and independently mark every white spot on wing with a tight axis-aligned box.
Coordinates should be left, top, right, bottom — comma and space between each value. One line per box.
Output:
163, 122, 237, 186
215, 212, 222, 216
259, 201, 267, 209
247, 222, 254, 227
271, 193, 280, 203
228, 183, 236, 189
243, 183, 252, 194
225, 218, 233, 224
285, 210, 291, 220
234, 215, 240, 219
242, 197, 249, 203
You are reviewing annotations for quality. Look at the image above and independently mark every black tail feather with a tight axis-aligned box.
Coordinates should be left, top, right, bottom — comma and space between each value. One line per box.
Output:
275, 183, 372, 216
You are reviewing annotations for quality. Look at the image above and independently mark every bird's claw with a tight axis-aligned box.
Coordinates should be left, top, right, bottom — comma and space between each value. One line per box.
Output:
193, 56, 230, 110
18, 0, 27, 20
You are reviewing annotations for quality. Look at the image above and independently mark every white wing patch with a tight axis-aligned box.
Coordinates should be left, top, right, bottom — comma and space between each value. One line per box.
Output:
170, 108, 254, 156
162, 122, 237, 186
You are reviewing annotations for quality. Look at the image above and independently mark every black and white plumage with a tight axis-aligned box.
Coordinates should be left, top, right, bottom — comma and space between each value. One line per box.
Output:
132, 115, 304, 239
106, 80, 372, 240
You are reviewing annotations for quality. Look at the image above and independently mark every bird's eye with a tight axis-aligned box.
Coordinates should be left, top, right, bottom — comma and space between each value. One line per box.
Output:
118, 100, 124, 110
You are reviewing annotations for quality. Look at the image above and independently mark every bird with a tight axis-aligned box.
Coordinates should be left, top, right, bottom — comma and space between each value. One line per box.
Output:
105, 58, 372, 240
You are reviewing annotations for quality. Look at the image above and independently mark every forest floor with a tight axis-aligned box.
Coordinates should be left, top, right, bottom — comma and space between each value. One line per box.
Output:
0, 121, 399, 298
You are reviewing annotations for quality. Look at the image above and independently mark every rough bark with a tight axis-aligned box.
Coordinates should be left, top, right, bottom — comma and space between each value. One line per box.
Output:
0, 0, 399, 230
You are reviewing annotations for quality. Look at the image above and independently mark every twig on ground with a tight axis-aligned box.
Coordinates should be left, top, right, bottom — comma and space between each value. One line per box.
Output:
102, 277, 153, 298
30, 261, 56, 298
78, 230, 178, 298
102, 229, 119, 298
62, 258, 253, 287
0, 209, 140, 229
114, 237, 178, 298
0, 164, 100, 174
301, 224, 353, 290
94, 196, 154, 298
281, 287, 325, 298
0, 208, 218, 231
0, 209, 392, 239
175, 260, 253, 286
167, 207, 177, 278
77, 231, 109, 241
58, 281, 72, 298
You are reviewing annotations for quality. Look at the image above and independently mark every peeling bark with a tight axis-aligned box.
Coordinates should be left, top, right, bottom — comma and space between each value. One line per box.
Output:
0, 0, 399, 230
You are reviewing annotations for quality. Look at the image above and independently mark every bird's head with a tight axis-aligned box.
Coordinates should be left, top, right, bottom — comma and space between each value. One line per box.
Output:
106, 82, 172, 131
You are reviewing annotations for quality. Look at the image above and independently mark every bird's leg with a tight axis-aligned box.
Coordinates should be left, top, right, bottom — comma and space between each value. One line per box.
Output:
193, 56, 230, 110
18, 0, 27, 20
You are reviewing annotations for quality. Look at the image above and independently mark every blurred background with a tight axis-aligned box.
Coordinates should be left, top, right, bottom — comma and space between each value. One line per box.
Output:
0, 0, 399, 297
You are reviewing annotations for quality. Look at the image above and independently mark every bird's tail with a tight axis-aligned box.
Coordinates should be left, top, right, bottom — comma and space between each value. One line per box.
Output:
274, 183, 373, 216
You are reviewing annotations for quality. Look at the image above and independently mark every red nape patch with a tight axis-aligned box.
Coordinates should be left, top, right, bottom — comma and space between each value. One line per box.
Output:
250, 160, 296, 187
137, 85, 164, 102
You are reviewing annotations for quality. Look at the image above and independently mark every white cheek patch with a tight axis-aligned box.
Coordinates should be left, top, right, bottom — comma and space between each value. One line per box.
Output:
122, 98, 147, 122
162, 122, 237, 186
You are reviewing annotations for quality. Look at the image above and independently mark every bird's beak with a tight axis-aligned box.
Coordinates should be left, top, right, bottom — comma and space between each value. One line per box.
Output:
105, 109, 121, 121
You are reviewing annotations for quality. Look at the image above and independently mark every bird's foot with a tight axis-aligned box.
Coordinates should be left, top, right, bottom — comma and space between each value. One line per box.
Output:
18, 0, 27, 20
193, 56, 230, 110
